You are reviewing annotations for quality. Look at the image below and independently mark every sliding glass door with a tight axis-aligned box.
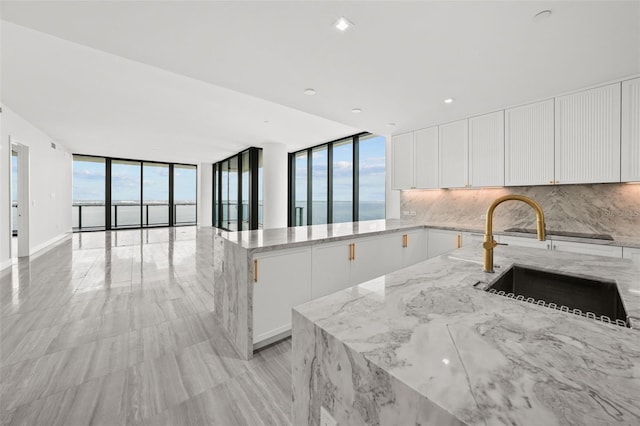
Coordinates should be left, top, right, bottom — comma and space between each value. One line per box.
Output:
173, 164, 197, 225
72, 156, 106, 230
111, 160, 141, 228
143, 162, 169, 226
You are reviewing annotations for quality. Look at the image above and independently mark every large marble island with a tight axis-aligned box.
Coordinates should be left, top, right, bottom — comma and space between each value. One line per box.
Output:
292, 244, 640, 425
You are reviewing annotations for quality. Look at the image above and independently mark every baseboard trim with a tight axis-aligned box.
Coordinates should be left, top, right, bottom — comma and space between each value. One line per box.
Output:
0, 259, 12, 272
29, 232, 72, 258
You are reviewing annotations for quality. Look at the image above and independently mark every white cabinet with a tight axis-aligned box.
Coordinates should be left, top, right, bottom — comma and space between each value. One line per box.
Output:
555, 83, 621, 184
414, 127, 439, 189
311, 241, 353, 299
499, 235, 549, 250
505, 99, 555, 186
400, 229, 426, 267
439, 119, 469, 188
253, 247, 312, 344
460, 232, 484, 248
622, 247, 640, 266
551, 240, 623, 258
392, 129, 438, 189
622, 78, 640, 182
469, 111, 505, 187
392, 133, 415, 189
427, 229, 461, 258
351, 234, 403, 285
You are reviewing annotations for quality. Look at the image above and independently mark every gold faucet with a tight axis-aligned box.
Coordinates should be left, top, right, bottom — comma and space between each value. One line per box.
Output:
483, 195, 546, 273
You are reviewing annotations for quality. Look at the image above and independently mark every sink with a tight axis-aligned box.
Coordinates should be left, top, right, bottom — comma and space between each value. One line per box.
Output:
477, 265, 629, 327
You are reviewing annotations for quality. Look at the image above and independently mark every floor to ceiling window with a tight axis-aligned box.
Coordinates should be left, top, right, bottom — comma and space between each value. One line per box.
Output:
72, 155, 106, 230
358, 134, 386, 220
143, 162, 169, 226
289, 132, 386, 226
174, 164, 197, 225
212, 147, 262, 231
72, 155, 197, 231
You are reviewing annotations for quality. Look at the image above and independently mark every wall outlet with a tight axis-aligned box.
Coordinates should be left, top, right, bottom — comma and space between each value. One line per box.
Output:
410, 211, 416, 216
403, 211, 410, 216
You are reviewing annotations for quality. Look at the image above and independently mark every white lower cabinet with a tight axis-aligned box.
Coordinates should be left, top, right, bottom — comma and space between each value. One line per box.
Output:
551, 240, 623, 258
311, 241, 353, 299
400, 229, 426, 267
623, 247, 640, 265
498, 235, 550, 250
351, 234, 403, 285
460, 232, 484, 248
427, 229, 461, 259
252, 247, 312, 345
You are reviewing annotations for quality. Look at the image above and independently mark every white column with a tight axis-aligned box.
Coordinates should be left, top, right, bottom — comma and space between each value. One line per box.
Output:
262, 143, 288, 229
385, 134, 400, 219
198, 163, 213, 227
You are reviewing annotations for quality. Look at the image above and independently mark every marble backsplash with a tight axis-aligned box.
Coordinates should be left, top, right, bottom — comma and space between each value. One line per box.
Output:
400, 183, 640, 240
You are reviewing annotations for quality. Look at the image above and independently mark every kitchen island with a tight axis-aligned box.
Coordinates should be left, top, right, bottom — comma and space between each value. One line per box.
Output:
292, 244, 640, 425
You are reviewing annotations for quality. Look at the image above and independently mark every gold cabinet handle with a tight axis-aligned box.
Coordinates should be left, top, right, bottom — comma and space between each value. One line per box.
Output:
253, 259, 258, 282
549, 180, 553, 184
402, 234, 408, 248
352, 243, 356, 261
348, 243, 353, 261
456, 234, 462, 249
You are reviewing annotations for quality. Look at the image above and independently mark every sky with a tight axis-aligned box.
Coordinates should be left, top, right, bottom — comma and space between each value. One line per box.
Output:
73, 158, 196, 202
295, 134, 386, 203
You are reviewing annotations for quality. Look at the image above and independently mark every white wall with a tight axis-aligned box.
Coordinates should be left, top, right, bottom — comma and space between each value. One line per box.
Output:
385, 135, 401, 219
198, 162, 212, 227
1, 105, 72, 268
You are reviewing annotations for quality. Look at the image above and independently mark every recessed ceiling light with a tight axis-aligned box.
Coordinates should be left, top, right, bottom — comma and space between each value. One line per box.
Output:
334, 17, 354, 32
444, 98, 455, 104
351, 108, 362, 113
303, 88, 316, 96
534, 10, 552, 20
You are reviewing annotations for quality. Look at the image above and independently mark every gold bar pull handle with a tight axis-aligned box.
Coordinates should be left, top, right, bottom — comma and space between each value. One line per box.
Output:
402, 234, 408, 248
352, 243, 356, 261
456, 234, 462, 249
253, 259, 258, 283
348, 243, 353, 261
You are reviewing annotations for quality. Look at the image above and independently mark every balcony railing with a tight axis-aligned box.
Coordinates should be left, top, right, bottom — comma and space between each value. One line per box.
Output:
72, 201, 196, 230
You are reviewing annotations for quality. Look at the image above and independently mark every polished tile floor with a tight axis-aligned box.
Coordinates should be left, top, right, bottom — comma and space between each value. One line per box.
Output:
1, 227, 292, 425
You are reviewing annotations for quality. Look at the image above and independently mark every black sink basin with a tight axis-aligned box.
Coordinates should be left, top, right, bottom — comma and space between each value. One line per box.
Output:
481, 265, 629, 327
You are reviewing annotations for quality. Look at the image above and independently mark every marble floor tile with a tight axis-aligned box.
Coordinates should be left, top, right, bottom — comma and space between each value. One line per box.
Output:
0, 227, 293, 425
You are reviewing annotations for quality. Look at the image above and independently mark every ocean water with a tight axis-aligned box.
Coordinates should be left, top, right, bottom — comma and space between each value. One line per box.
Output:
296, 201, 385, 225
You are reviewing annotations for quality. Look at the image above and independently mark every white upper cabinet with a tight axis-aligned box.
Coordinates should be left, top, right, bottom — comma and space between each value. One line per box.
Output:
469, 111, 505, 187
439, 119, 469, 188
392, 133, 415, 189
414, 127, 439, 189
555, 83, 621, 184
505, 99, 555, 186
622, 78, 640, 182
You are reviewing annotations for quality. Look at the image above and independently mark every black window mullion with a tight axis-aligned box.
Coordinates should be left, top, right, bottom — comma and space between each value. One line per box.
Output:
287, 153, 294, 227
306, 149, 312, 225
237, 154, 242, 230
169, 164, 175, 226
140, 161, 144, 228
106, 158, 112, 230
327, 143, 333, 224
249, 148, 259, 230
353, 135, 360, 222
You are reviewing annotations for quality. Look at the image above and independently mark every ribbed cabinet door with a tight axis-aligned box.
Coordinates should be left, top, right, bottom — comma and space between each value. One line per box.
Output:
622, 78, 640, 182
414, 126, 439, 189
439, 119, 468, 188
392, 133, 415, 189
505, 99, 555, 186
469, 111, 505, 187
555, 83, 621, 184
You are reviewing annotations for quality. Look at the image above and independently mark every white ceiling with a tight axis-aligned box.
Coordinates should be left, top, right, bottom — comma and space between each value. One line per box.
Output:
2, 1, 639, 164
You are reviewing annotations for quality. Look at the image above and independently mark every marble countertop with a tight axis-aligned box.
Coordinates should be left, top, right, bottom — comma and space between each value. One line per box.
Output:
294, 245, 640, 425
215, 219, 425, 253
214, 220, 640, 251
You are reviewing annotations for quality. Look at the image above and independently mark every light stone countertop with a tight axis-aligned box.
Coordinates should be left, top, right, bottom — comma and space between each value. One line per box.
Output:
215, 219, 640, 251
293, 244, 640, 425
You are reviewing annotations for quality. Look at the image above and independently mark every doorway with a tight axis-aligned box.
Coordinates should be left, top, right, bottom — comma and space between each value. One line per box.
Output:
9, 140, 30, 258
